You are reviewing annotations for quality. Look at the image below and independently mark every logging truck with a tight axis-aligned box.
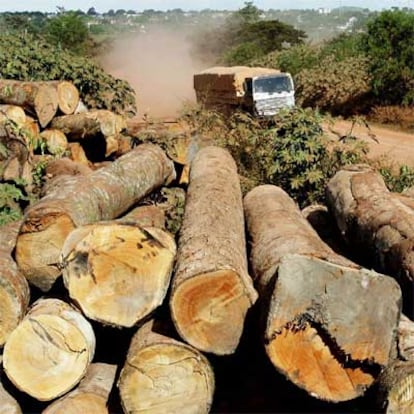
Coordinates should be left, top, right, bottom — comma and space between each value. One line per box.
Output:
194, 66, 295, 117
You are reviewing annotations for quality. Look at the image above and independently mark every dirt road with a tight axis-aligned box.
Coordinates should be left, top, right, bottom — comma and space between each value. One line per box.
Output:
326, 120, 414, 167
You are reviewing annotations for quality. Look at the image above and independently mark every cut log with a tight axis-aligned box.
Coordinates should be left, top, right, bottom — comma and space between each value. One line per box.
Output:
0, 221, 30, 347
0, 80, 58, 127
326, 164, 414, 317
61, 206, 176, 327
40, 129, 68, 156
47, 80, 80, 115
42, 363, 116, 414
0, 377, 21, 414
68, 142, 89, 165
170, 146, 257, 355
3, 298, 95, 401
51, 110, 126, 140
15, 143, 175, 291
0, 105, 26, 128
118, 319, 215, 414
243, 184, 402, 402
378, 315, 414, 413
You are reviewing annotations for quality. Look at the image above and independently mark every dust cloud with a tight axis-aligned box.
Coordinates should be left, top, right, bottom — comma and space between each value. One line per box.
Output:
100, 28, 207, 119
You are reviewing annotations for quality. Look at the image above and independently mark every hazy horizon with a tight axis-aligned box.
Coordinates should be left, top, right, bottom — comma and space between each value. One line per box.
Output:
0, 0, 411, 13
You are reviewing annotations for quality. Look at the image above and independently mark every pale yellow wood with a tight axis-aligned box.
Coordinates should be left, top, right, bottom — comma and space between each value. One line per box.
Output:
42, 363, 116, 414
3, 298, 95, 401
118, 320, 214, 414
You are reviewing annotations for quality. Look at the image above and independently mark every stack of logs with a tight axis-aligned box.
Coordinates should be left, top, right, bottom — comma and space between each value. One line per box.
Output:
0, 78, 130, 192
1, 83, 414, 412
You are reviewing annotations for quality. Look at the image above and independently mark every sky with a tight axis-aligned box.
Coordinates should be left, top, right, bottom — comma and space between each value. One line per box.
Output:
0, 0, 411, 13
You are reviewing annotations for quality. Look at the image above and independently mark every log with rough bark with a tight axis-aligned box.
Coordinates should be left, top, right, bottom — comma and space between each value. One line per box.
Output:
0, 220, 30, 348
0, 80, 58, 127
0, 377, 21, 414
170, 146, 257, 355
42, 363, 116, 414
61, 206, 176, 327
378, 315, 414, 413
40, 129, 68, 155
118, 319, 215, 414
15, 143, 175, 291
243, 184, 402, 402
0, 129, 32, 185
326, 164, 414, 317
3, 298, 95, 401
51, 110, 126, 140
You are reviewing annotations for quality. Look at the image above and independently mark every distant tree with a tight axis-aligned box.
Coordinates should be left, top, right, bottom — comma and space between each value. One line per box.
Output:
87, 7, 98, 16
361, 10, 414, 105
43, 11, 90, 55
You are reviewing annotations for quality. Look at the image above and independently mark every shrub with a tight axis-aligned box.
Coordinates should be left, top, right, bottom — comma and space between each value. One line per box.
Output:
0, 33, 136, 116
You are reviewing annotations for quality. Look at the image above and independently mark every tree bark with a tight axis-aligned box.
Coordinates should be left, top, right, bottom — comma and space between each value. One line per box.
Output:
377, 315, 414, 413
0, 80, 58, 127
326, 164, 414, 317
3, 298, 95, 401
0, 221, 30, 348
243, 184, 402, 402
0, 128, 32, 186
118, 319, 215, 414
170, 146, 257, 355
0, 378, 21, 414
51, 110, 126, 140
61, 206, 176, 328
15, 143, 175, 292
42, 363, 116, 414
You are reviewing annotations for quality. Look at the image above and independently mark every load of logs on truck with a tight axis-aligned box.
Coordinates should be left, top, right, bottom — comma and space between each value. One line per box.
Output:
0, 78, 414, 414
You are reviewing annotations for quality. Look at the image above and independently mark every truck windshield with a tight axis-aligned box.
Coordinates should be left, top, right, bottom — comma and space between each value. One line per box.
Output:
253, 75, 293, 94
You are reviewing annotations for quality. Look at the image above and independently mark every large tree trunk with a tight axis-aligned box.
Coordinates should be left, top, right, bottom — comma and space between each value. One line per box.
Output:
326, 164, 414, 317
0, 105, 26, 129
42, 363, 116, 414
118, 319, 215, 414
0, 80, 58, 127
61, 206, 176, 328
51, 110, 126, 140
243, 184, 401, 402
170, 146, 257, 355
0, 221, 30, 348
378, 315, 414, 413
15, 143, 175, 292
3, 298, 95, 401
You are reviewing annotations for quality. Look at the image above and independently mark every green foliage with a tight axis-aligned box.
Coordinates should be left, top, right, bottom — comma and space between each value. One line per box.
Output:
361, 10, 414, 105
43, 11, 90, 55
184, 106, 368, 207
0, 181, 28, 225
0, 33, 136, 116
295, 55, 372, 115
379, 165, 414, 193
191, 2, 306, 65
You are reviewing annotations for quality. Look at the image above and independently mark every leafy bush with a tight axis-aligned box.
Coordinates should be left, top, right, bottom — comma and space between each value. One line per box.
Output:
368, 106, 414, 132
181, 106, 369, 207
0, 181, 28, 225
361, 10, 414, 106
295, 55, 372, 115
0, 33, 136, 116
